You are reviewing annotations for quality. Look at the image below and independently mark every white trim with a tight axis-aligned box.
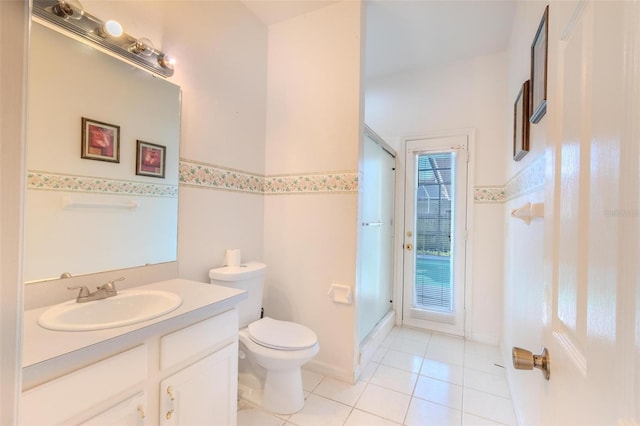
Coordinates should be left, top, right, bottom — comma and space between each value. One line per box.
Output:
0, 1, 29, 424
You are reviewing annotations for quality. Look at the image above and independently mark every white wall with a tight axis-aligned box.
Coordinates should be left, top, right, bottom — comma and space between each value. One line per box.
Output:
501, 2, 551, 424
162, 1, 268, 282
264, 1, 363, 381
365, 52, 508, 344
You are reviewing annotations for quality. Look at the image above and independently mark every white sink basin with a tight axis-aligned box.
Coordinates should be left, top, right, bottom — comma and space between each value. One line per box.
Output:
38, 290, 182, 331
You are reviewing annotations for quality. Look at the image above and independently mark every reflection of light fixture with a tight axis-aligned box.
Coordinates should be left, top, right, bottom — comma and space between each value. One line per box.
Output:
33, 0, 175, 77
130, 37, 154, 57
158, 55, 176, 70
51, 0, 84, 20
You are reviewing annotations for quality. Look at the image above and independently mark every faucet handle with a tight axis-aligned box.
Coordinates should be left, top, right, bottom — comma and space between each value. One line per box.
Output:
98, 277, 124, 293
67, 285, 90, 298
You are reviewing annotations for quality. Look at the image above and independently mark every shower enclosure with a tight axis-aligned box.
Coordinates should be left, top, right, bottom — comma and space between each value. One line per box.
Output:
357, 127, 396, 344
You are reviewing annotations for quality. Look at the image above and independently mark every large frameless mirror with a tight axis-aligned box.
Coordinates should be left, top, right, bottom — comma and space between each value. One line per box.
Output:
24, 19, 181, 283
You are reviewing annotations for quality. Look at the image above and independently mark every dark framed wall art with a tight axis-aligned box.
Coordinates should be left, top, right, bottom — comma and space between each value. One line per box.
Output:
514, 80, 530, 161
530, 5, 549, 123
136, 140, 166, 178
81, 117, 120, 163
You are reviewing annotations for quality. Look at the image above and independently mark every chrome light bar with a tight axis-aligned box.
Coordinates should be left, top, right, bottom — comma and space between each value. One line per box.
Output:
32, 0, 175, 78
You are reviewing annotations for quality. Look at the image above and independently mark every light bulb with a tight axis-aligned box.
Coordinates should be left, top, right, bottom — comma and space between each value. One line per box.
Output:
158, 55, 176, 70
103, 20, 123, 37
52, 0, 84, 20
130, 38, 155, 57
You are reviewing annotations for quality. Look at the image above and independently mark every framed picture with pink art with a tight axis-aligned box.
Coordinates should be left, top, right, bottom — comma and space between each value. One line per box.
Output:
81, 117, 120, 163
136, 140, 166, 178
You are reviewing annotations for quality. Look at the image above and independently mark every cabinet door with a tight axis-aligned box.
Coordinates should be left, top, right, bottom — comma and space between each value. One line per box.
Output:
160, 342, 238, 426
78, 392, 146, 426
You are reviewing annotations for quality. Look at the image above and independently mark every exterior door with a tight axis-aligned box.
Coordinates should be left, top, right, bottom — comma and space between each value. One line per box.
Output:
402, 133, 470, 336
541, 1, 639, 423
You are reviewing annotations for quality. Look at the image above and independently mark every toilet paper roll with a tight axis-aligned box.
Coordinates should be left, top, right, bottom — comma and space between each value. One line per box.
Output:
224, 249, 241, 267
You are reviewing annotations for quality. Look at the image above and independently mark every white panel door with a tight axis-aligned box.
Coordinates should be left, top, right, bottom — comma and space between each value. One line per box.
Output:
540, 1, 640, 423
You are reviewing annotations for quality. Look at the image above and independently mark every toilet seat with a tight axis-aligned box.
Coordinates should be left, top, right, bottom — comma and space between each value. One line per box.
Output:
248, 317, 318, 351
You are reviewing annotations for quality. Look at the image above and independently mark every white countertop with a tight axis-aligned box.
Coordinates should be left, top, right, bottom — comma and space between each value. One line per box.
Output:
22, 279, 246, 369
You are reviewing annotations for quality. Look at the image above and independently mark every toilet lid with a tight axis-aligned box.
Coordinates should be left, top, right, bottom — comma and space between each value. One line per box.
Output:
248, 317, 318, 350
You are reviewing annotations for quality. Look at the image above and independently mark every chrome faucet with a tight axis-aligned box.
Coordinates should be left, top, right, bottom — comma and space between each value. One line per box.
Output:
68, 277, 125, 303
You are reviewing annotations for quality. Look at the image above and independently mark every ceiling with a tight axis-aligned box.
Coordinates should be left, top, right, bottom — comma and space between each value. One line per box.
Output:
242, 0, 517, 81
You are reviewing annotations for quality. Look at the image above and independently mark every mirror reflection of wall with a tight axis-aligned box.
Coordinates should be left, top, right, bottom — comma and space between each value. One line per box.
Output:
24, 22, 181, 283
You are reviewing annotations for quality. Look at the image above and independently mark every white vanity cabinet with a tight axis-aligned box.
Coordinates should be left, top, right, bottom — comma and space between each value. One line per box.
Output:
21, 306, 240, 426
21, 346, 148, 425
158, 308, 239, 425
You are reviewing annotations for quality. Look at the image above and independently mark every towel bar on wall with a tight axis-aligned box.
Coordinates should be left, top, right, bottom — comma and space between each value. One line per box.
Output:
62, 196, 138, 210
510, 202, 544, 224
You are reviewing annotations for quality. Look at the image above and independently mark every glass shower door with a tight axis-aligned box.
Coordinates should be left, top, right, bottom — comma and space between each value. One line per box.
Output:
358, 132, 395, 344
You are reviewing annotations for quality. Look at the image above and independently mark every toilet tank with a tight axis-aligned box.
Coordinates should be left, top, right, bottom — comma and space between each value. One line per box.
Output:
209, 261, 266, 328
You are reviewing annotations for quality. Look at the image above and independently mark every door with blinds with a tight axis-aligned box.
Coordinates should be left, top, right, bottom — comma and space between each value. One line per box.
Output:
403, 133, 469, 336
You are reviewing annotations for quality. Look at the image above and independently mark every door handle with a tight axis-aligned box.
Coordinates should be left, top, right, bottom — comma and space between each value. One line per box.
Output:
512, 347, 550, 380
404, 243, 413, 251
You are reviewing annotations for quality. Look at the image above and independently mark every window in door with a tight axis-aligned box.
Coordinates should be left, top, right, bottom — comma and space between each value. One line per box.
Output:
403, 134, 469, 336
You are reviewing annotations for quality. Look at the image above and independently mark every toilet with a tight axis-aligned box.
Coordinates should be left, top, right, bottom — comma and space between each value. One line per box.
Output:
209, 262, 319, 414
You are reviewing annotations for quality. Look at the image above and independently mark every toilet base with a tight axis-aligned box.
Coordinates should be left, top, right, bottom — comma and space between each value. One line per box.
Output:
238, 364, 306, 415
262, 368, 304, 414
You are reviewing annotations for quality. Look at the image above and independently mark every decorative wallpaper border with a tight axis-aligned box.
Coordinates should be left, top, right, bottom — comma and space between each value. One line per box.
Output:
504, 153, 546, 201
27, 171, 178, 197
264, 173, 359, 194
179, 160, 264, 193
30, 157, 543, 200
179, 159, 358, 194
474, 187, 505, 203
27, 154, 546, 201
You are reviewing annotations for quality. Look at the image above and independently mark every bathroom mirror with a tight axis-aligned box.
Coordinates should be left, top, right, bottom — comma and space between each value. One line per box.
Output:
24, 21, 181, 283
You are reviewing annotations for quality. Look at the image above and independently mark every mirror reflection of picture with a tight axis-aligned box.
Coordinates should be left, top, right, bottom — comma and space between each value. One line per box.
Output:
81, 117, 120, 163
513, 80, 530, 161
136, 140, 166, 178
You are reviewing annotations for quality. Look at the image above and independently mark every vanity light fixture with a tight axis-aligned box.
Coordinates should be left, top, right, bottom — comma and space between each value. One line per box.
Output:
33, 0, 175, 77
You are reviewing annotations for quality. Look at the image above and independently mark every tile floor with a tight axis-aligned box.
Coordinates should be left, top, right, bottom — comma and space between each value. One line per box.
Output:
238, 327, 517, 426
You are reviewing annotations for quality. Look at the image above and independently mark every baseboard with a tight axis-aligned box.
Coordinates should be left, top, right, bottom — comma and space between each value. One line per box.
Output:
303, 359, 353, 384
468, 332, 501, 346
304, 311, 396, 385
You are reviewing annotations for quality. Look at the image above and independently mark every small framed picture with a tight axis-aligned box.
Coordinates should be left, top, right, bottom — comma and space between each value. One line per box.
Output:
514, 80, 530, 161
81, 117, 120, 163
530, 5, 549, 123
136, 140, 166, 178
